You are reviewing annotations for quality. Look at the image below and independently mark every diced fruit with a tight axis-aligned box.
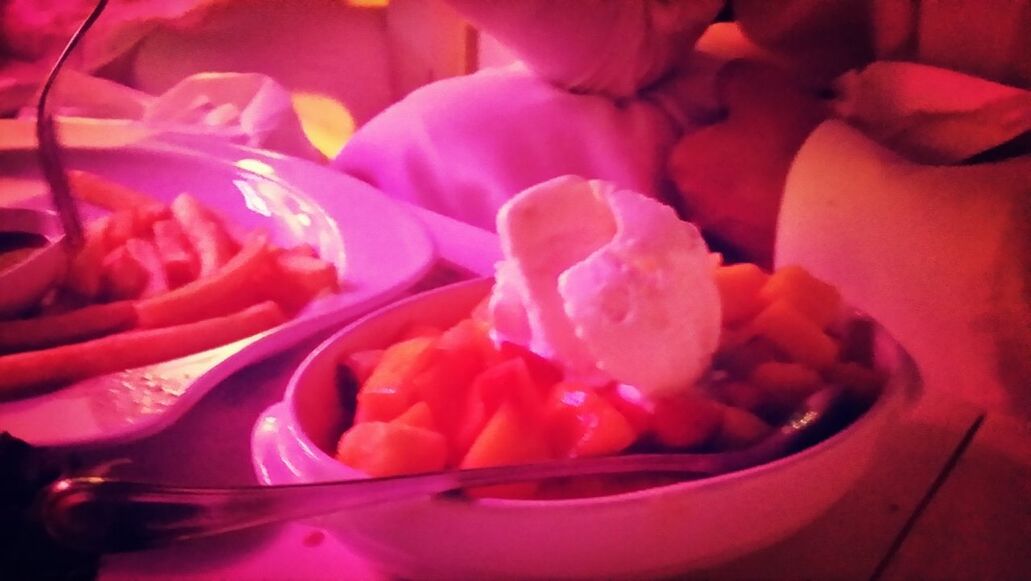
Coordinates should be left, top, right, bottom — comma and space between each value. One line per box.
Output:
750, 361, 821, 392
649, 392, 723, 449
340, 349, 384, 385
461, 400, 553, 499
600, 383, 653, 436
714, 263, 769, 325
712, 404, 771, 449
456, 357, 544, 457
546, 382, 636, 458
711, 380, 767, 414
363, 336, 436, 391
398, 324, 441, 340
760, 265, 842, 329
824, 362, 886, 403
413, 319, 498, 447
748, 300, 839, 368
355, 336, 435, 423
497, 341, 563, 391
750, 361, 823, 414
714, 337, 778, 379
336, 421, 447, 477
393, 401, 438, 431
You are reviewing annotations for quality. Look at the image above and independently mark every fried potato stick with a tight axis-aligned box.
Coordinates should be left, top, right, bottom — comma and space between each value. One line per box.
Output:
68, 170, 161, 211
0, 301, 286, 395
0, 301, 137, 354
135, 233, 271, 328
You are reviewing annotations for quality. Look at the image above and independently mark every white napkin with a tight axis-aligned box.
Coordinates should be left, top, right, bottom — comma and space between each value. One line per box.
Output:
13, 70, 323, 161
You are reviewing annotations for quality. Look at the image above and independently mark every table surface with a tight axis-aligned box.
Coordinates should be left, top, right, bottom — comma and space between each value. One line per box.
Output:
87, 209, 1029, 580
5, 170, 1027, 580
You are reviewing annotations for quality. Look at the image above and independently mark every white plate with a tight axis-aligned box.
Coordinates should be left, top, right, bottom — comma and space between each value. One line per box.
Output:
0, 131, 435, 447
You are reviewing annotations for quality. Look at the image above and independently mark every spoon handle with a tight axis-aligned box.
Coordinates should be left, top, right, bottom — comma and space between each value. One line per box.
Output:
39, 451, 738, 552
40, 387, 840, 553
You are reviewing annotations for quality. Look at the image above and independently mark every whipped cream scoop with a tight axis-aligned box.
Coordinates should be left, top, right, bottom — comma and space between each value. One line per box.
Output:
490, 175, 721, 397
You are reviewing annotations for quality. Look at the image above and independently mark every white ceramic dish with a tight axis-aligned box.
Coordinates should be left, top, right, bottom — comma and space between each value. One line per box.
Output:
253, 277, 920, 579
0, 207, 65, 317
0, 131, 435, 448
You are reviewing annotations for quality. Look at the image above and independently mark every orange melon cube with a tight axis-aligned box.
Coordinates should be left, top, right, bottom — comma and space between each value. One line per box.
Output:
455, 357, 545, 458
649, 392, 723, 449
461, 400, 553, 499
340, 349, 384, 385
546, 383, 636, 459
748, 300, 839, 368
412, 319, 497, 446
712, 404, 771, 449
760, 265, 843, 328
336, 421, 447, 477
355, 335, 435, 423
392, 401, 439, 431
714, 263, 769, 325
750, 361, 823, 413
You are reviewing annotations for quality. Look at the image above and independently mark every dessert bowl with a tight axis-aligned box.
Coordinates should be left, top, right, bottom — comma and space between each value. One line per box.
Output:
252, 277, 919, 579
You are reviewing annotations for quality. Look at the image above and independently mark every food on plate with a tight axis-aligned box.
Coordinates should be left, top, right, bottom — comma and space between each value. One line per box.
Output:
331, 177, 885, 499
0, 172, 340, 396
0, 301, 286, 393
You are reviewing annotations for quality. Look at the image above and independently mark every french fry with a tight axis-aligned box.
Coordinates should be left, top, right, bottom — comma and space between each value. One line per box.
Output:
100, 245, 150, 301
68, 169, 162, 211
124, 238, 169, 298
64, 217, 112, 300
152, 219, 199, 288
170, 193, 240, 277
0, 301, 136, 353
135, 233, 271, 328
268, 253, 340, 313
0, 301, 286, 396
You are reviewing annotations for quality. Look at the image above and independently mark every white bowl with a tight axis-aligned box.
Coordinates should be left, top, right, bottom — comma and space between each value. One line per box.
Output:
0, 207, 66, 318
252, 278, 919, 579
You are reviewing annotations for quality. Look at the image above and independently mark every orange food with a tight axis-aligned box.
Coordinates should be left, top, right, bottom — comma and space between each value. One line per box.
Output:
0, 301, 285, 395
355, 335, 436, 423
2, 171, 341, 397
170, 193, 240, 277
68, 169, 161, 211
714, 263, 769, 325
336, 421, 448, 478
0, 301, 136, 353
134, 233, 272, 328
332, 262, 884, 501
461, 399, 553, 499
546, 382, 636, 459
152, 219, 199, 288
759, 265, 843, 329
649, 392, 723, 449
748, 300, 839, 368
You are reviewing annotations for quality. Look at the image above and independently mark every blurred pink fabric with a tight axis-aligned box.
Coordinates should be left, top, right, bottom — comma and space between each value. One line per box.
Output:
335, 64, 691, 233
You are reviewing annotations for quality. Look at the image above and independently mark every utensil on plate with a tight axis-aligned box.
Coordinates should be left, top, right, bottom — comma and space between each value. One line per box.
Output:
38, 386, 847, 552
35, 0, 109, 250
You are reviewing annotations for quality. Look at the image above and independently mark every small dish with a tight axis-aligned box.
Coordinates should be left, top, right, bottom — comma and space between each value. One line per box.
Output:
253, 278, 920, 579
0, 207, 65, 318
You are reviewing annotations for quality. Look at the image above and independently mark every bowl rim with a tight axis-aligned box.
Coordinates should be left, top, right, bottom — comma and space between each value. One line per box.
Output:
277, 276, 919, 509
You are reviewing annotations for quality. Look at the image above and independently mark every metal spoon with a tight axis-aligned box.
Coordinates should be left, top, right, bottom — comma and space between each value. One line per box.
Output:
37, 386, 848, 553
